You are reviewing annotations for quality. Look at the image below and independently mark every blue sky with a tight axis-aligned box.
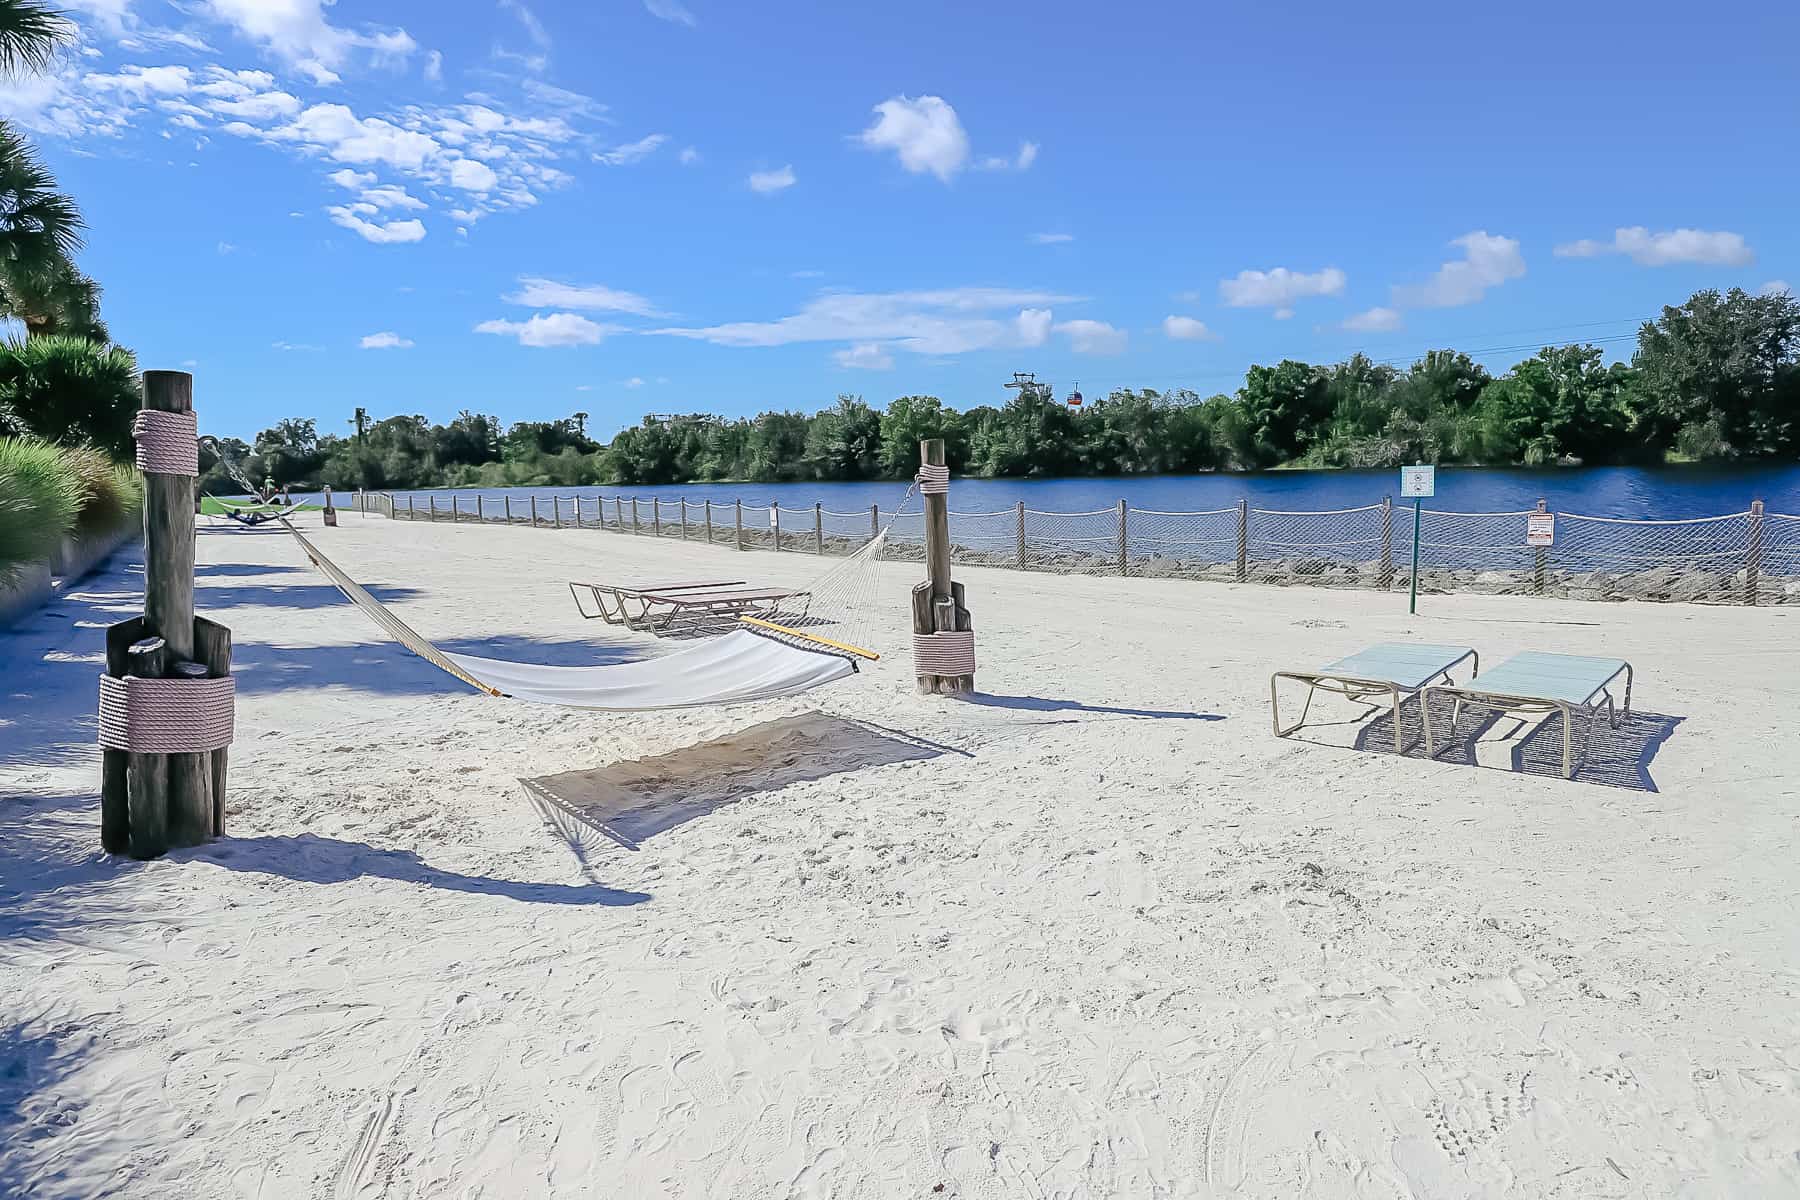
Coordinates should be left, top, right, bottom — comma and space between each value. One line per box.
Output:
2, 0, 1794, 442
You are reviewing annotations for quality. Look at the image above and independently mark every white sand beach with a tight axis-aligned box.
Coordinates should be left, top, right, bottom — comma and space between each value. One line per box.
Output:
4, 511, 1799, 1198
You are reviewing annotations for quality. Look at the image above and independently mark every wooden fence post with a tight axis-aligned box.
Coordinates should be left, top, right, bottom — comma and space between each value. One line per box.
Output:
504, 494, 512, 523
529, 495, 537, 525
1116, 499, 1129, 576
652, 499, 661, 537
815, 502, 824, 554
322, 485, 336, 527
1747, 500, 1765, 606
1533, 499, 1549, 595
1016, 501, 1027, 568
99, 370, 230, 858
1379, 497, 1395, 590
704, 499, 713, 543
1235, 499, 1249, 582
871, 504, 880, 544
913, 438, 974, 694
631, 498, 640, 533
407, 494, 415, 520
735, 500, 744, 550
429, 494, 437, 521
476, 494, 484, 523
773, 506, 782, 553
553, 496, 562, 529
680, 499, 690, 540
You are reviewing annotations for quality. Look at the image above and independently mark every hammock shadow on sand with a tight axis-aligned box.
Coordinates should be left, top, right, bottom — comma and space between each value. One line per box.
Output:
521, 713, 945, 852
956, 693, 1225, 721
227, 634, 651, 696
177, 833, 651, 906
1345, 694, 1682, 792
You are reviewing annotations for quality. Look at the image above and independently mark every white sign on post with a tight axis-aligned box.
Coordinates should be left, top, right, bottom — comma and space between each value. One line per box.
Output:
1527, 511, 1555, 547
1400, 464, 1435, 498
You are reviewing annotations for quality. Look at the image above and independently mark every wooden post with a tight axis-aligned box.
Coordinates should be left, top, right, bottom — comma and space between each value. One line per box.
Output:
632, 498, 641, 533
914, 438, 974, 695
773, 506, 782, 552
815, 502, 824, 555
704, 499, 713, 543
735, 499, 744, 550
429, 494, 437, 521
100, 370, 230, 858
1747, 500, 1765, 606
1116, 499, 1129, 576
476, 494, 484, 523
652, 500, 661, 537
871, 504, 880, 544
1532, 499, 1548, 595
680, 499, 690, 540
1235, 499, 1249, 582
530, 494, 539, 525
1380, 497, 1395, 590
451, 494, 459, 522
1016, 501, 1027, 567
407, 494, 415, 520
553, 497, 562, 529
322, 485, 336, 527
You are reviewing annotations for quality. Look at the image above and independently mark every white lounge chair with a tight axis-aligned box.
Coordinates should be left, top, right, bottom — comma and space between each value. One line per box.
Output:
1272, 642, 1479, 754
1423, 652, 1633, 779
569, 579, 745, 625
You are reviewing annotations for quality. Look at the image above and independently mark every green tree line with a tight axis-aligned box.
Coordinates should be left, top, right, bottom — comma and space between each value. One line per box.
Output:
210, 285, 1799, 494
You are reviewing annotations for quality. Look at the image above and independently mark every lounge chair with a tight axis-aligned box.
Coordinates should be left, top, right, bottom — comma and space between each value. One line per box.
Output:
570, 579, 745, 625
1423, 652, 1633, 779
1272, 642, 1479, 753
630, 585, 812, 631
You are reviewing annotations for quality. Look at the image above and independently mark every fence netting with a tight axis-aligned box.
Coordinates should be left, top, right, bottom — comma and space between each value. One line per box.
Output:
352, 489, 1799, 606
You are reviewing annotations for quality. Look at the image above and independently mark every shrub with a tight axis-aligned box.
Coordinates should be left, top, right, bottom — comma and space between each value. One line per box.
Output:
0, 336, 141, 461
0, 437, 80, 584
59, 444, 141, 536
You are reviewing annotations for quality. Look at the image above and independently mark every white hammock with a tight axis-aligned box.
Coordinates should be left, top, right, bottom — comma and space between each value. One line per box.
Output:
277, 520, 859, 711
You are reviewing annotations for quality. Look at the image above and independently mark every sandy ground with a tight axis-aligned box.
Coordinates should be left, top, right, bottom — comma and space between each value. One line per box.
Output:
3, 509, 1799, 1199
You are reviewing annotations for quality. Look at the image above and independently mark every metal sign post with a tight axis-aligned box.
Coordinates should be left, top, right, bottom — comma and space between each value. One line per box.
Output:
1399, 465, 1436, 614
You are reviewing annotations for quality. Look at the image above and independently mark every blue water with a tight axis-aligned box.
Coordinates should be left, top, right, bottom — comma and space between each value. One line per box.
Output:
304, 464, 1800, 521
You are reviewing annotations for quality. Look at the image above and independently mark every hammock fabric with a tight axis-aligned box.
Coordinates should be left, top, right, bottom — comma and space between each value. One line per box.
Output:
279, 520, 857, 711
221, 504, 303, 527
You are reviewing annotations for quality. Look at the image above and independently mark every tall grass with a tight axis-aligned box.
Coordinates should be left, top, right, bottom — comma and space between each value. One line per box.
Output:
0, 437, 81, 585
59, 444, 142, 536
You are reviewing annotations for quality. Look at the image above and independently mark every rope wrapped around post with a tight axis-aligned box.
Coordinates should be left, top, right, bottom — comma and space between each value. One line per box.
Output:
915, 464, 950, 495
98, 675, 236, 754
131, 410, 199, 475
912, 629, 976, 677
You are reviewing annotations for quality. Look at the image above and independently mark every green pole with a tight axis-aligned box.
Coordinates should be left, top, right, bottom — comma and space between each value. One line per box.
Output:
1408, 498, 1422, 614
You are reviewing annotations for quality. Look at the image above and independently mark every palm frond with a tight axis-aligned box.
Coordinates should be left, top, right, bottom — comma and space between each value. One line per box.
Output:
0, 0, 73, 77
0, 121, 84, 275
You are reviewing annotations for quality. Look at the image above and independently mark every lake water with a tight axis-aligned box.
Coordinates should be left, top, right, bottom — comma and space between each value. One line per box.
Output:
304, 464, 1800, 521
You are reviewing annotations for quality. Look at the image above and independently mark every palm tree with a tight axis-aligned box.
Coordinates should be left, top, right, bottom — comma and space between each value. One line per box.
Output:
350, 406, 369, 442
0, 124, 82, 283
0, 255, 106, 339
0, 0, 72, 77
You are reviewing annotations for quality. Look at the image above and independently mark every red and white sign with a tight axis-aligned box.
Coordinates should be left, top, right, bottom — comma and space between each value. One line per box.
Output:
1527, 512, 1555, 547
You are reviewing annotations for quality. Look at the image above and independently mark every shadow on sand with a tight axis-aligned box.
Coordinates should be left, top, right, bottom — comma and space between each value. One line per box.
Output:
957, 693, 1225, 721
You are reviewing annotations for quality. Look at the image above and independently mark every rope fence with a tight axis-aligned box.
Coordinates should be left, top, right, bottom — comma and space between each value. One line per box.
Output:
349, 489, 1799, 607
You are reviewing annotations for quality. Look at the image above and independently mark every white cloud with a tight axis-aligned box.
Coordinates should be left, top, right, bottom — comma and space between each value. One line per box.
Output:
644, 0, 697, 25
271, 340, 322, 352
326, 204, 426, 243
360, 331, 414, 349
1759, 280, 1792, 297
748, 164, 795, 194
1056, 319, 1127, 355
217, 240, 236, 255
678, 145, 699, 165
595, 133, 668, 166
1162, 315, 1219, 341
1391, 231, 1524, 308
201, 0, 417, 82
206, 90, 301, 120
506, 277, 665, 316
1340, 306, 1404, 333
623, 376, 646, 388
1219, 266, 1347, 310
423, 50, 442, 81
447, 157, 498, 191
1016, 308, 1053, 347
1031, 232, 1073, 244
834, 343, 894, 370
859, 95, 969, 182
501, 0, 551, 49
327, 167, 376, 189
475, 312, 614, 347
85, 64, 194, 96
977, 140, 1039, 172
1553, 226, 1754, 268
362, 184, 426, 210
655, 287, 1078, 356
1015, 141, 1038, 170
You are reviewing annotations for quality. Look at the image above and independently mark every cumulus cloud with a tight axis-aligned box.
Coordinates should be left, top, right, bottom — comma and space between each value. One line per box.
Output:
622, 376, 646, 388
1056, 319, 1127, 355
1219, 266, 1347, 311
206, 89, 301, 120
678, 145, 699, 165
360, 331, 414, 349
645, 0, 697, 25
835, 343, 894, 370
1391, 232, 1524, 308
1031, 232, 1073, 244
1340, 306, 1404, 333
595, 133, 668, 166
326, 204, 426, 243
423, 50, 442, 81
859, 95, 969, 182
506, 277, 666, 316
201, 0, 417, 83
978, 140, 1038, 171
1553, 226, 1754, 268
447, 157, 498, 191
1016, 308, 1053, 347
1162, 315, 1219, 341
655, 287, 1078, 356
475, 312, 614, 347
748, 164, 795, 194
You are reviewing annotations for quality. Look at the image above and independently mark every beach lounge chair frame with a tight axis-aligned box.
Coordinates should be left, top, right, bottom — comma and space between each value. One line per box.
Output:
1272, 643, 1479, 754
1422, 653, 1633, 779
570, 580, 745, 626
630, 586, 813, 631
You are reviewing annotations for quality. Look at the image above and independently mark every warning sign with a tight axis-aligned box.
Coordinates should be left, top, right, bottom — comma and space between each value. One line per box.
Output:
1527, 511, 1555, 547
1399, 465, 1435, 498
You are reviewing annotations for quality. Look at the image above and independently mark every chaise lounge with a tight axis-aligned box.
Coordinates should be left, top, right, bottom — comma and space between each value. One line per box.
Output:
1271, 642, 1479, 754
1422, 651, 1633, 779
